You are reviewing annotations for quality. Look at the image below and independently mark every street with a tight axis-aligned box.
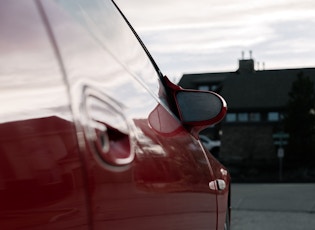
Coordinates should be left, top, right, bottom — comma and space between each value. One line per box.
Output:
231, 183, 315, 230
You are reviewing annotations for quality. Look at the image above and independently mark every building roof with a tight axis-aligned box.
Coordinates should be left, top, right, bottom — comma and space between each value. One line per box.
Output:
179, 72, 231, 88
179, 67, 315, 111
222, 68, 315, 111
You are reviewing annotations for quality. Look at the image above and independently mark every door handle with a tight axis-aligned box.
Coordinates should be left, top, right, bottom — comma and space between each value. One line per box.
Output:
209, 179, 226, 191
216, 179, 226, 190
81, 86, 134, 167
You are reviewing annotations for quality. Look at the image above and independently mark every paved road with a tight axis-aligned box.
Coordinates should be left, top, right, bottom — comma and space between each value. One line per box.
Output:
231, 183, 315, 230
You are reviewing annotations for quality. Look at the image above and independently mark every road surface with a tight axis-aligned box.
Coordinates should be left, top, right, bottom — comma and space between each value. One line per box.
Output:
231, 183, 315, 230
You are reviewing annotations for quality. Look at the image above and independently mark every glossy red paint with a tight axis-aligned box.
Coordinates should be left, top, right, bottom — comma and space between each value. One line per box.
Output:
0, 0, 230, 229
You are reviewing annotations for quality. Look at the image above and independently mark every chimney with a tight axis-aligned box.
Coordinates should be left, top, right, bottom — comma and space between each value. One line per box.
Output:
238, 50, 255, 73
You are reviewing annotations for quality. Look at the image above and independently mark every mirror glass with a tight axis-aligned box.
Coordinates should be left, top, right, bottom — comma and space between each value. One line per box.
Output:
176, 91, 223, 123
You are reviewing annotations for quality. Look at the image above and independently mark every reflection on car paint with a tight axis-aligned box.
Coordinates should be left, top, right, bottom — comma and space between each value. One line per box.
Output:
0, 0, 230, 229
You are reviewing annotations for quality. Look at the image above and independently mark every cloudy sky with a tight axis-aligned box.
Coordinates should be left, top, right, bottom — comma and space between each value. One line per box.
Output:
115, 0, 315, 82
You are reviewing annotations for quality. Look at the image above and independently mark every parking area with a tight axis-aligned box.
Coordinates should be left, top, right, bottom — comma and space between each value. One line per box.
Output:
231, 183, 315, 230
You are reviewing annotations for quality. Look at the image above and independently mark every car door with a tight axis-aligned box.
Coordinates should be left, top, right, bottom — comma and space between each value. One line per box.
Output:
43, 0, 219, 229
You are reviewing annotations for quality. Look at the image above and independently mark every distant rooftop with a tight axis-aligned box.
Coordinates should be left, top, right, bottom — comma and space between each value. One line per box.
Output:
221, 68, 315, 111
178, 52, 315, 111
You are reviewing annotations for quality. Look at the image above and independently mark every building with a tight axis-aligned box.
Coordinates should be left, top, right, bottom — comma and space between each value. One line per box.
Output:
178, 54, 315, 181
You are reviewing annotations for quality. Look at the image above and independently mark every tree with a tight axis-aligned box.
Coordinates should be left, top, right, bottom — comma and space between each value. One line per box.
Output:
284, 72, 315, 168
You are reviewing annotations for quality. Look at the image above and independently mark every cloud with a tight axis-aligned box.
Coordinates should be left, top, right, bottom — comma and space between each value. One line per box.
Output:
115, 0, 315, 79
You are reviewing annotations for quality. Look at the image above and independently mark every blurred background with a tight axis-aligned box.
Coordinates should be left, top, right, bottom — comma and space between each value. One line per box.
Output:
116, 1, 315, 229
115, 0, 315, 182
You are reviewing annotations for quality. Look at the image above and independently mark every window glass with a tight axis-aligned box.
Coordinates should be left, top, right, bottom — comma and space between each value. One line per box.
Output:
210, 85, 218, 91
226, 113, 236, 122
198, 85, 209, 91
238, 113, 248, 122
268, 112, 279, 121
249, 112, 261, 122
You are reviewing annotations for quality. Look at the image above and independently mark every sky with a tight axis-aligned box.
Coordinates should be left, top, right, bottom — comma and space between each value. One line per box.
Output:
115, 0, 315, 82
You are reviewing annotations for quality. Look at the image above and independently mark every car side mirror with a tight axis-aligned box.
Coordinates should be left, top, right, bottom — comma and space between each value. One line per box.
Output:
163, 76, 227, 137
176, 90, 227, 125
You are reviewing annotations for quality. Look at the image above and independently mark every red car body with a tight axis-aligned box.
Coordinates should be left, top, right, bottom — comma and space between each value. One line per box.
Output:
0, 0, 230, 229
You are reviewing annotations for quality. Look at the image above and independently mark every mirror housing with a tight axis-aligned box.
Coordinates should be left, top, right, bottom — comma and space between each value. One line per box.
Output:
163, 76, 227, 137
176, 90, 227, 125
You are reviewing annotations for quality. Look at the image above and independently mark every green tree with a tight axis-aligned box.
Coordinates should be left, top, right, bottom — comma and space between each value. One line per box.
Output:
284, 72, 315, 168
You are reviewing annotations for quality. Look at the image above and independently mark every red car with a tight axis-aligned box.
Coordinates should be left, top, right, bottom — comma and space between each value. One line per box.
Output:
0, 0, 230, 229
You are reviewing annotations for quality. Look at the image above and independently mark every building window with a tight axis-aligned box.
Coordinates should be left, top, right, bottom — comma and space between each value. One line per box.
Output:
225, 112, 264, 123
238, 113, 248, 122
226, 113, 237, 122
268, 112, 279, 121
198, 85, 209, 91
210, 85, 218, 91
249, 112, 261, 122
